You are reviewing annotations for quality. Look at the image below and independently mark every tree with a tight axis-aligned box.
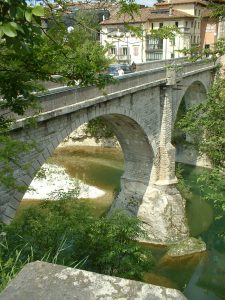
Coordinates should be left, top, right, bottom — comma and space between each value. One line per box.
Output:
178, 78, 225, 170
175, 0, 225, 249
0, 0, 140, 190
0, 0, 114, 189
0, 201, 154, 291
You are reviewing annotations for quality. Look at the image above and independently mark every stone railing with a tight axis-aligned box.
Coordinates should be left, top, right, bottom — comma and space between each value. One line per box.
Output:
1, 59, 215, 125
136, 57, 185, 71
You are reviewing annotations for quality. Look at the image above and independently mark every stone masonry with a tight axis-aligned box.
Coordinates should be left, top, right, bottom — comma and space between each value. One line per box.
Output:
0, 59, 215, 245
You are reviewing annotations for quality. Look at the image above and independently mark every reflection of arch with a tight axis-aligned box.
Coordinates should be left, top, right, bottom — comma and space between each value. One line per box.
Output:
2, 104, 155, 222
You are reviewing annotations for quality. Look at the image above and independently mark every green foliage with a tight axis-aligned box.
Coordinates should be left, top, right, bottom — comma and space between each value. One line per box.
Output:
172, 99, 187, 145
0, 0, 44, 117
197, 170, 225, 219
0, 135, 35, 191
0, 233, 34, 292
208, 1, 225, 19
0, 201, 154, 290
85, 117, 115, 142
0, 1, 115, 190
178, 78, 225, 169
195, 169, 225, 251
176, 165, 192, 200
177, 76, 225, 247
117, 0, 140, 18
175, 164, 225, 250
0, 1, 44, 43
47, 185, 81, 201
150, 25, 180, 41
180, 37, 225, 62
80, 210, 154, 279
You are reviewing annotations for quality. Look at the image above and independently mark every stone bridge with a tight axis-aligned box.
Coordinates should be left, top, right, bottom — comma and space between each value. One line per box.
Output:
0, 59, 215, 244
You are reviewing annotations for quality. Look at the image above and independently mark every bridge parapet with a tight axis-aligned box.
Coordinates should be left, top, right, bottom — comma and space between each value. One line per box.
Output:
0, 59, 215, 128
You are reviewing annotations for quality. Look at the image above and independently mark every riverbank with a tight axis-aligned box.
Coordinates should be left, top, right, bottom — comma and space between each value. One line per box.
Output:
18, 146, 224, 299
23, 163, 105, 201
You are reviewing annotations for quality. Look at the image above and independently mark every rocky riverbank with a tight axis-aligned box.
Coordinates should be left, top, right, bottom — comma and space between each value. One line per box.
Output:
23, 163, 105, 201
58, 124, 119, 148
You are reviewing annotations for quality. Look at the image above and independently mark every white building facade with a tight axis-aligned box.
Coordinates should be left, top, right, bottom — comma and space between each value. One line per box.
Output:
100, 0, 208, 63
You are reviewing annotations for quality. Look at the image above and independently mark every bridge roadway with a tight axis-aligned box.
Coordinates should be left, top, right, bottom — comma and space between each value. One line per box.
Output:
0, 58, 215, 245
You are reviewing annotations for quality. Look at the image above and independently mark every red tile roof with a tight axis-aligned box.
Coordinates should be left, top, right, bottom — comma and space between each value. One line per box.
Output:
101, 8, 195, 25
155, 0, 208, 6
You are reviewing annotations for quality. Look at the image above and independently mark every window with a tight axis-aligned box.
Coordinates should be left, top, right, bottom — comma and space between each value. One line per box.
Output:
194, 8, 197, 15
198, 22, 200, 29
185, 21, 188, 27
193, 36, 196, 43
175, 21, 179, 27
159, 22, 163, 28
151, 23, 154, 30
171, 53, 174, 58
110, 47, 116, 55
146, 36, 163, 50
146, 36, 163, 61
191, 21, 194, 28
133, 46, 139, 56
122, 47, 128, 55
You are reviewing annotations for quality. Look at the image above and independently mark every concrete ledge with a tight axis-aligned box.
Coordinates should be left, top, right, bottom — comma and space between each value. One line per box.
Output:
0, 261, 187, 300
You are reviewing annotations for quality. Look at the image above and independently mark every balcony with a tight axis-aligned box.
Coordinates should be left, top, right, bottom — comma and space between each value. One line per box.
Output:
117, 54, 131, 63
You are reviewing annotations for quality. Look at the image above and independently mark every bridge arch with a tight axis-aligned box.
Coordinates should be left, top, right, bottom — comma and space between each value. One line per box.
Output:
1, 102, 155, 223
173, 79, 208, 123
172, 79, 208, 166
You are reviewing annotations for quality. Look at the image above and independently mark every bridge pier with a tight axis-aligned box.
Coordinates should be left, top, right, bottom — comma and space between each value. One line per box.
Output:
111, 82, 189, 245
111, 177, 189, 245
137, 184, 189, 244
156, 79, 177, 185
137, 82, 189, 244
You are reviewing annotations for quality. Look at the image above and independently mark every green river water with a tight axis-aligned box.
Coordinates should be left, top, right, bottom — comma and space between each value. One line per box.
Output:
26, 146, 225, 299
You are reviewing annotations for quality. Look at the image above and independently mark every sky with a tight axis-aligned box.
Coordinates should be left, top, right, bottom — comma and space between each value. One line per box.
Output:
137, 0, 156, 6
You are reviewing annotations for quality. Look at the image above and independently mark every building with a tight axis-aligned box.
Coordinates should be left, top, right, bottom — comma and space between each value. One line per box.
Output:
200, 9, 218, 50
100, 0, 213, 63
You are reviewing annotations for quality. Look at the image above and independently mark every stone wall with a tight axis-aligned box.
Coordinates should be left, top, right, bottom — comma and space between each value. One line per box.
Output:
0, 261, 187, 300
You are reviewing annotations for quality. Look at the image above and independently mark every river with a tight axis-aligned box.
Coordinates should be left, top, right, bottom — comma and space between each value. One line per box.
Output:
20, 145, 225, 299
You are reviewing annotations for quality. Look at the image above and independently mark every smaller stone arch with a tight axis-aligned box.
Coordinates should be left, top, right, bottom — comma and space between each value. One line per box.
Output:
172, 79, 209, 167
173, 79, 208, 124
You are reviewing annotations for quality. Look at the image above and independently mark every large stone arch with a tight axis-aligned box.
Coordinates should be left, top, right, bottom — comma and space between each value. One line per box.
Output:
0, 101, 155, 224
